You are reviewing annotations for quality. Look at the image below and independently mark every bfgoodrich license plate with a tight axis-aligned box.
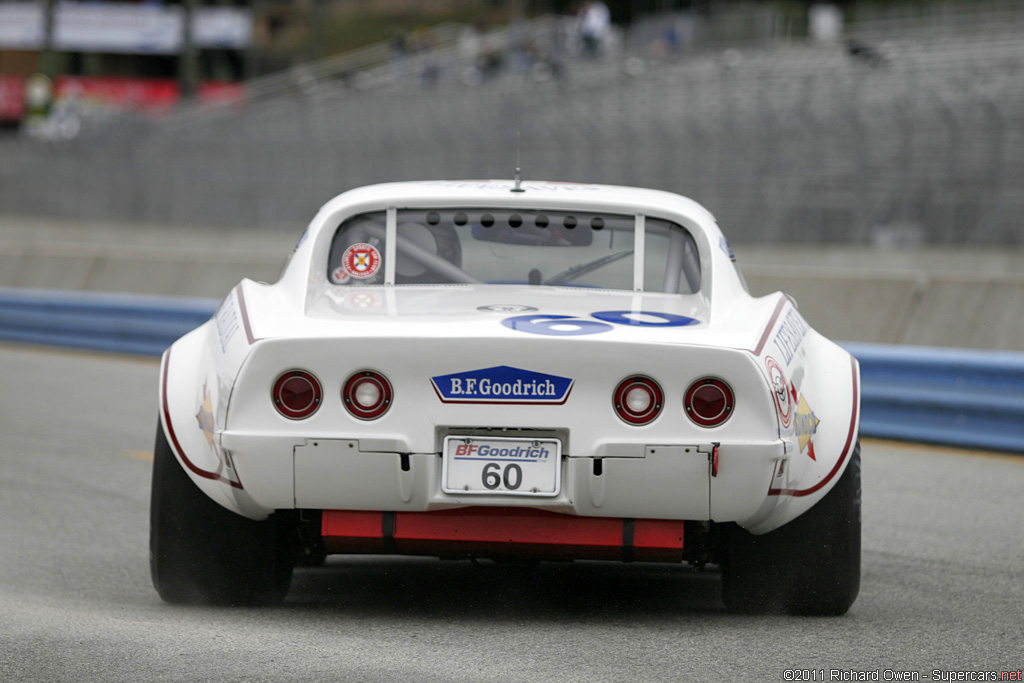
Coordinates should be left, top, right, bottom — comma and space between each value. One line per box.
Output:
442, 436, 561, 497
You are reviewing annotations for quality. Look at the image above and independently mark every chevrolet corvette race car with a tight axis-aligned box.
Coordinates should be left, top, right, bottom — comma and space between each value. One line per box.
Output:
151, 179, 861, 614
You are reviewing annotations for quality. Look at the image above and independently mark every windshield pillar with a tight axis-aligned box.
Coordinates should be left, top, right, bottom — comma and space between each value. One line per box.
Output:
384, 206, 397, 285
632, 213, 646, 292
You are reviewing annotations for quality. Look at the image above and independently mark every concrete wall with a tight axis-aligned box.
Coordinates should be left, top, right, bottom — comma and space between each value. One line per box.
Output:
739, 245, 1024, 351
2, 217, 1022, 352
0, 217, 293, 298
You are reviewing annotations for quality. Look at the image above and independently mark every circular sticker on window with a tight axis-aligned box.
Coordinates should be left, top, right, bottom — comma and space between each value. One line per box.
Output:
330, 266, 351, 285
342, 243, 382, 279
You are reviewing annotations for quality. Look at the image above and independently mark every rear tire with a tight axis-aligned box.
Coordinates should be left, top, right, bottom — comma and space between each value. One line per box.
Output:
721, 440, 861, 615
150, 422, 293, 605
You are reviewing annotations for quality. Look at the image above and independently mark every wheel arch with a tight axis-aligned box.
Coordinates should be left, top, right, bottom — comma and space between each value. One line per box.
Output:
159, 321, 268, 520
746, 315, 861, 534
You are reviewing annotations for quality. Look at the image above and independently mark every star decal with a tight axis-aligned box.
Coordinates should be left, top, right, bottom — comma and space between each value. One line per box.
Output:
794, 394, 820, 457
195, 381, 216, 451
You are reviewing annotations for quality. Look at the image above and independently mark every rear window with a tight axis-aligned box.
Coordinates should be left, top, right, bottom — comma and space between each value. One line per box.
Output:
327, 208, 701, 294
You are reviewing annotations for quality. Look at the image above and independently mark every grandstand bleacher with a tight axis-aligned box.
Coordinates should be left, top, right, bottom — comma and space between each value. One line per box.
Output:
0, 7, 1021, 244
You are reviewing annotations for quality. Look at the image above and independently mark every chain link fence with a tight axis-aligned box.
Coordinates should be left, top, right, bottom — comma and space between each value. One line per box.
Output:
1, 11, 1022, 244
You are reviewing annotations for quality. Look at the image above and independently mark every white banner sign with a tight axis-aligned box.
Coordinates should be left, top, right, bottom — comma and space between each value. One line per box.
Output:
0, 3, 253, 53
54, 4, 184, 54
0, 3, 45, 50
193, 7, 254, 50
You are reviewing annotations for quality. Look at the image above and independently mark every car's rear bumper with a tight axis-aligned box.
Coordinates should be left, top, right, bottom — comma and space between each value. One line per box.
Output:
219, 432, 794, 529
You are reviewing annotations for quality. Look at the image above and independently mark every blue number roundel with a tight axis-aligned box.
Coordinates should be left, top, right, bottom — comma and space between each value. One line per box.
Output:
590, 310, 700, 327
501, 315, 614, 336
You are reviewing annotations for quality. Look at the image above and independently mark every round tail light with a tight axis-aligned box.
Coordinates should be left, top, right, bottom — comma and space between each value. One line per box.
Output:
613, 376, 663, 425
684, 378, 734, 427
272, 370, 322, 419
343, 370, 393, 420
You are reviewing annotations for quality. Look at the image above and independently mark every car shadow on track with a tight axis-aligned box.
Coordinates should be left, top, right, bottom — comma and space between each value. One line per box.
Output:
284, 556, 725, 619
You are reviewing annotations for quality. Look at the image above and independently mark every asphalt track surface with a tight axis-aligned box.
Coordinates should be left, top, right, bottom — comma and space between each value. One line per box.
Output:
1, 344, 1021, 683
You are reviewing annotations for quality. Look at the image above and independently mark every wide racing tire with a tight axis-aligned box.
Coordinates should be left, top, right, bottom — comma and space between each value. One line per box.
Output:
721, 440, 861, 616
150, 422, 293, 606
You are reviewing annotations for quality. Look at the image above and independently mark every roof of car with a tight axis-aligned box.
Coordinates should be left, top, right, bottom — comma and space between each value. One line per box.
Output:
316, 180, 718, 227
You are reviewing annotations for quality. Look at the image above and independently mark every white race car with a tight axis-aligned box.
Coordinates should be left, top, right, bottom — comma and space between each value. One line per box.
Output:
151, 180, 861, 614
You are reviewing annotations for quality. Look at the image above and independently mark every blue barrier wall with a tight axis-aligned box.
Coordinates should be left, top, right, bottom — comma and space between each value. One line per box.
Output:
0, 288, 218, 357
841, 342, 1024, 453
2, 288, 1021, 453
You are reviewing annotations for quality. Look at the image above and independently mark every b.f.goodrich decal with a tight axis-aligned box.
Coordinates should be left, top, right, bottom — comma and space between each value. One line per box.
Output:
431, 366, 573, 404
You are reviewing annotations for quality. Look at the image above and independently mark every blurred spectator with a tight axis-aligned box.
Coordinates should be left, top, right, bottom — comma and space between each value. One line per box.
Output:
411, 26, 440, 87
508, 14, 534, 75
390, 29, 409, 79
576, 1, 610, 58
457, 22, 504, 86
809, 4, 843, 44
651, 20, 683, 59
458, 22, 483, 73
846, 37, 888, 67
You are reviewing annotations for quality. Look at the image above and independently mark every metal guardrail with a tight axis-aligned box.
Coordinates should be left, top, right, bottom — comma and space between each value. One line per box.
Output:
1, 288, 1021, 453
842, 342, 1024, 453
0, 288, 217, 357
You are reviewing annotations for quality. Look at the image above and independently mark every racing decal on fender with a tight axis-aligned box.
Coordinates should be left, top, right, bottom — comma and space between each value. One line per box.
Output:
342, 243, 381, 279
431, 366, 573, 404
794, 394, 820, 460
719, 235, 736, 262
195, 382, 216, 451
191, 380, 242, 484
765, 356, 792, 428
214, 294, 240, 353
772, 307, 810, 366
294, 226, 309, 251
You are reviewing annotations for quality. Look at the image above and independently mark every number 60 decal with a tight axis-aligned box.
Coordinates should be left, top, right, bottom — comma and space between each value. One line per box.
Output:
501, 311, 700, 336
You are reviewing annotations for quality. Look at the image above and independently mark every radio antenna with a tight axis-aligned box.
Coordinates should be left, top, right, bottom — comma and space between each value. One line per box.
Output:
512, 131, 524, 193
